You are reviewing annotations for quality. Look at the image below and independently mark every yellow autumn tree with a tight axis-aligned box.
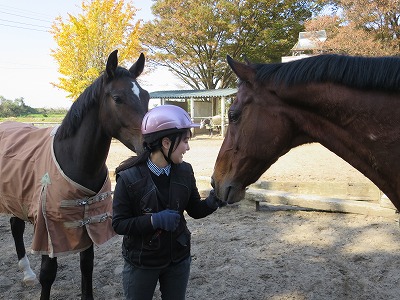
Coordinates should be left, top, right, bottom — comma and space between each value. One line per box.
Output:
50, 0, 141, 100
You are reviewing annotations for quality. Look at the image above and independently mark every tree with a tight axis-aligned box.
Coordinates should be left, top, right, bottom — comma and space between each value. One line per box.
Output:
305, 16, 393, 56
0, 96, 37, 117
141, 0, 322, 89
50, 0, 142, 100
310, 0, 399, 55
339, 0, 399, 52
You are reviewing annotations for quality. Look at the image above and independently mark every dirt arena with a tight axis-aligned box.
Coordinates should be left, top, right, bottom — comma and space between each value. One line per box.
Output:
1, 136, 400, 299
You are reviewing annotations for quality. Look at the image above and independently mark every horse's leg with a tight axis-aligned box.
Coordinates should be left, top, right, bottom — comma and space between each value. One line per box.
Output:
80, 244, 94, 300
10, 217, 37, 285
39, 255, 57, 300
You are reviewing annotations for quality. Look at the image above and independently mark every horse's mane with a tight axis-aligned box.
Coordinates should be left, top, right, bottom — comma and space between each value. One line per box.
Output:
56, 66, 132, 140
255, 54, 400, 91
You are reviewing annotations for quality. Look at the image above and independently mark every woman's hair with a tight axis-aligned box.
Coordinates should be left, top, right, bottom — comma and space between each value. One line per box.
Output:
115, 128, 192, 174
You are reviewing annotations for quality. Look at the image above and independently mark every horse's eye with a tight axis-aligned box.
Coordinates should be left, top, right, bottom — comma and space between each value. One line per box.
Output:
228, 110, 240, 123
113, 96, 122, 104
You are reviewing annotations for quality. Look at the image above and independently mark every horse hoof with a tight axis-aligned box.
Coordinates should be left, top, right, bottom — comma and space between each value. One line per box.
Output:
18, 256, 38, 286
23, 273, 38, 286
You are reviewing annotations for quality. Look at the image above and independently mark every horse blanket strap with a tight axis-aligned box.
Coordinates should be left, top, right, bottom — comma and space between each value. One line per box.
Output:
0, 121, 116, 257
60, 191, 114, 208
64, 212, 112, 228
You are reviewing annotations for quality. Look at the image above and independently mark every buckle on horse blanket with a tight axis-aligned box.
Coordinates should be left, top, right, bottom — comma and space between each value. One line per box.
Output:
60, 191, 113, 208
64, 212, 112, 228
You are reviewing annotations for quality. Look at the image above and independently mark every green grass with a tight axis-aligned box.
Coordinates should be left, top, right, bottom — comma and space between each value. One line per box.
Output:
0, 113, 66, 123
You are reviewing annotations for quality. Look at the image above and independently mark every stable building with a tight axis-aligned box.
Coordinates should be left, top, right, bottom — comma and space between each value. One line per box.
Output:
149, 88, 237, 136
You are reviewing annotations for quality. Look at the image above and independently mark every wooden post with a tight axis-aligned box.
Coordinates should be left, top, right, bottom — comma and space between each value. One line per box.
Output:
190, 97, 195, 135
221, 96, 226, 136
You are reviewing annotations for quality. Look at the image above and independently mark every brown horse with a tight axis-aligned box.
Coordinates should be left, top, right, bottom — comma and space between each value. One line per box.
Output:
0, 50, 149, 299
212, 54, 400, 210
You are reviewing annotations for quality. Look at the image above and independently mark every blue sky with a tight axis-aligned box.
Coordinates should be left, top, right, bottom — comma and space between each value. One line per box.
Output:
0, 0, 183, 108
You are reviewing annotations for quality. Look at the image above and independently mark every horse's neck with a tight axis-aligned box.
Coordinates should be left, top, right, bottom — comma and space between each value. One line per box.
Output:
287, 85, 396, 141
290, 90, 400, 205
54, 115, 111, 192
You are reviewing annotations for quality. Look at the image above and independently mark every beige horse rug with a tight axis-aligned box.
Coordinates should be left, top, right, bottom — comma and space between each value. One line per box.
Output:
0, 121, 116, 257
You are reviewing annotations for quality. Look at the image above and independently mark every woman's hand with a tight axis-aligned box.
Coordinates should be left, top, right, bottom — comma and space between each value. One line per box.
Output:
151, 209, 180, 231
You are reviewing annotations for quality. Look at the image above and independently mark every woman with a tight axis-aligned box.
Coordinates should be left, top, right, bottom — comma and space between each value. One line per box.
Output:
112, 105, 224, 300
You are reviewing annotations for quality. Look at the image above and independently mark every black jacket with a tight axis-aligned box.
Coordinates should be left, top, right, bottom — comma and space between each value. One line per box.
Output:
112, 161, 217, 269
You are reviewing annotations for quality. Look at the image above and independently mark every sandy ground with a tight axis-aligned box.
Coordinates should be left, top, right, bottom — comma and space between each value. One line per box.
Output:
1, 136, 400, 300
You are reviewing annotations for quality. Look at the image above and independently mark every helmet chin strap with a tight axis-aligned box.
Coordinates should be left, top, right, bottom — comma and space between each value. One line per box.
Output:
162, 138, 177, 164
161, 148, 172, 164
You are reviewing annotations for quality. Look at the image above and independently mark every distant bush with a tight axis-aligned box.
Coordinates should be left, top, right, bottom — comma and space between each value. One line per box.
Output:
0, 96, 68, 119
0, 96, 38, 117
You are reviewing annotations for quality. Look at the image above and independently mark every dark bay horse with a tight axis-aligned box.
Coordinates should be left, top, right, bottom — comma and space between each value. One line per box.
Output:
212, 54, 400, 209
0, 50, 149, 299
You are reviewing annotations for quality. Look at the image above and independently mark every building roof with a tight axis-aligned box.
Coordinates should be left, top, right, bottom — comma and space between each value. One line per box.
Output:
149, 88, 237, 99
291, 30, 327, 51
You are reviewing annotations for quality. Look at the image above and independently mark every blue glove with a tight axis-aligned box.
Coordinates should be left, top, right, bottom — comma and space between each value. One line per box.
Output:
151, 209, 180, 231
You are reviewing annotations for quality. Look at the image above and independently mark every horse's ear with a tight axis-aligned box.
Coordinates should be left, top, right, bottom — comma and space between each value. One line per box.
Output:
106, 50, 119, 80
242, 54, 251, 65
227, 55, 255, 83
129, 53, 145, 79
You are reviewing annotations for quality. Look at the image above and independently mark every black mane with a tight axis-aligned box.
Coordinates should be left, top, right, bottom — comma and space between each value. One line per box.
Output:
56, 66, 132, 140
255, 54, 400, 91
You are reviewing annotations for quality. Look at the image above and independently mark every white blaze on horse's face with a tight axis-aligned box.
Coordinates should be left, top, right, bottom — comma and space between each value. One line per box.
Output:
131, 82, 141, 100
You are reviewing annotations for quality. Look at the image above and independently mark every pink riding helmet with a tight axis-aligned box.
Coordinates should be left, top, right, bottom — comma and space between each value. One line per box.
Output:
141, 105, 200, 135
